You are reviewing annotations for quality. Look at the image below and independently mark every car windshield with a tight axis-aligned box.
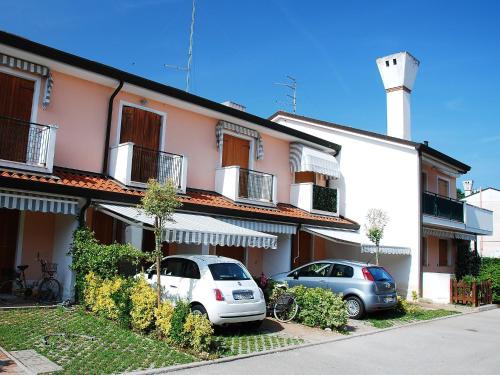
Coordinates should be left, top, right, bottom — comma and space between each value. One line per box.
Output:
368, 267, 393, 282
208, 263, 251, 281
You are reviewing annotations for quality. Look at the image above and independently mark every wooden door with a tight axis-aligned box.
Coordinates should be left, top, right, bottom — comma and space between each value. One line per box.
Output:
120, 106, 162, 183
291, 231, 312, 268
438, 178, 449, 197
222, 134, 250, 168
216, 246, 246, 264
438, 239, 448, 267
0, 209, 19, 290
0, 72, 34, 162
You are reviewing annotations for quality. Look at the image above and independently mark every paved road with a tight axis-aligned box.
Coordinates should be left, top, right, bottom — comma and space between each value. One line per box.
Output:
172, 309, 500, 375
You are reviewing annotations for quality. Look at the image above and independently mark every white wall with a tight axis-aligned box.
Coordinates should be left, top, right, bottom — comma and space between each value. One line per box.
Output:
263, 234, 291, 276
422, 272, 452, 303
274, 116, 421, 298
53, 214, 79, 301
464, 189, 500, 258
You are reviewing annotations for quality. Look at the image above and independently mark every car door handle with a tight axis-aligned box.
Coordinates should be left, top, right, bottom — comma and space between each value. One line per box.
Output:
170, 285, 177, 288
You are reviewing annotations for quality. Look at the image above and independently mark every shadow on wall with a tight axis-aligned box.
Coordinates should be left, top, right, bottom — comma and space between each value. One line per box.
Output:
323, 241, 412, 298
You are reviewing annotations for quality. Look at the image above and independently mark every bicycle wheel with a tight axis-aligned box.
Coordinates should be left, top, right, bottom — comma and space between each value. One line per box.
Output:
273, 293, 298, 323
38, 278, 61, 303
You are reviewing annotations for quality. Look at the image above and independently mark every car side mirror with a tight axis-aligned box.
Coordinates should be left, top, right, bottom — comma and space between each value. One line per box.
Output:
293, 271, 299, 280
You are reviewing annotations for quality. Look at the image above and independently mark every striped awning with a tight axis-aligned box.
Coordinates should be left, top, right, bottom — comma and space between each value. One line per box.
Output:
0, 189, 78, 215
290, 143, 340, 179
361, 245, 412, 256
97, 204, 277, 249
0, 53, 53, 109
423, 227, 476, 241
216, 120, 264, 160
218, 218, 297, 234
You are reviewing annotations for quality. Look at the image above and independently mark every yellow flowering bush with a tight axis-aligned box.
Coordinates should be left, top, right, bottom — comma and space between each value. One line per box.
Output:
130, 278, 157, 331
182, 313, 214, 353
155, 301, 175, 337
92, 277, 125, 320
83, 272, 101, 310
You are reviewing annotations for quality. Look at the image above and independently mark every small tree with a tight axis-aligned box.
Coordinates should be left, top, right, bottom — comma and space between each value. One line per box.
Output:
139, 179, 182, 306
364, 208, 389, 265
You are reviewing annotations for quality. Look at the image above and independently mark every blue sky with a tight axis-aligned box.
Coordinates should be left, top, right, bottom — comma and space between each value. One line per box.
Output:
1, 0, 499, 189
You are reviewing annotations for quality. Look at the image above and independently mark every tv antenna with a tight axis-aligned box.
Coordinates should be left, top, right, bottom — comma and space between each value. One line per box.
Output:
165, 0, 196, 92
274, 75, 297, 113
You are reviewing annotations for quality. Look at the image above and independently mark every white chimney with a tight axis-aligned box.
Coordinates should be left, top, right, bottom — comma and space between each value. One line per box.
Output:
376, 52, 420, 140
463, 180, 474, 196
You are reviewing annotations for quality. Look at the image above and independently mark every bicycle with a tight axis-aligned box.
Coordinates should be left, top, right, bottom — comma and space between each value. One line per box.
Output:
0, 265, 32, 303
267, 285, 299, 323
37, 256, 61, 304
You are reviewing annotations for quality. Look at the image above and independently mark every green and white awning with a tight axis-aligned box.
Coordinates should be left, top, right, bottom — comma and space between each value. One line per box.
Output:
97, 203, 277, 249
218, 218, 297, 234
290, 143, 340, 179
0, 189, 78, 215
423, 227, 476, 241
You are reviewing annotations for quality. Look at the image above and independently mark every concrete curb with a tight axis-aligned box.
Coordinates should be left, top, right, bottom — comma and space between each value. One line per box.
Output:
121, 306, 499, 375
0, 345, 35, 375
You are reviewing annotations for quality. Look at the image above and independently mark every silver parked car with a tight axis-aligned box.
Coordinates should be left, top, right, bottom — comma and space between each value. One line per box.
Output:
271, 259, 397, 319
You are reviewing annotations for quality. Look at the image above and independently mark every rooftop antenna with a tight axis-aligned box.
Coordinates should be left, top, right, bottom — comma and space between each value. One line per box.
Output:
165, 0, 196, 92
274, 75, 297, 113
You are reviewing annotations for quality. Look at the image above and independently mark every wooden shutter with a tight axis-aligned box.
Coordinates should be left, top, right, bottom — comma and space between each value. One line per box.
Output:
0, 208, 19, 289
0, 72, 34, 162
439, 239, 448, 266
291, 231, 312, 268
438, 178, 449, 197
222, 134, 250, 168
120, 106, 162, 183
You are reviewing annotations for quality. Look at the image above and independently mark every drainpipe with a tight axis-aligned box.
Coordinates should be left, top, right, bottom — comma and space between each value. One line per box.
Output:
102, 80, 124, 175
78, 198, 92, 228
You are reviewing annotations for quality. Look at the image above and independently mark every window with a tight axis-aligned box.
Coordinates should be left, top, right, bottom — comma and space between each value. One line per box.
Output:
437, 178, 450, 197
291, 262, 332, 278
330, 264, 353, 278
421, 172, 427, 192
393, 58, 397, 65
422, 237, 428, 266
367, 267, 393, 282
183, 260, 201, 279
161, 258, 185, 277
439, 239, 449, 267
208, 263, 251, 281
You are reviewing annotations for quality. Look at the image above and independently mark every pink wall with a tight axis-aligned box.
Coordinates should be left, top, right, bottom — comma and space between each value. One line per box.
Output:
423, 237, 456, 274
27, 68, 293, 202
422, 164, 457, 199
22, 212, 55, 280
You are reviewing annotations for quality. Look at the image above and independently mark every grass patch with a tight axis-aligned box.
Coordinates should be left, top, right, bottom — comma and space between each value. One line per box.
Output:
367, 307, 459, 329
0, 307, 194, 374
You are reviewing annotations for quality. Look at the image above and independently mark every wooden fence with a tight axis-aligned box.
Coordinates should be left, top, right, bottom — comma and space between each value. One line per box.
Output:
450, 279, 493, 307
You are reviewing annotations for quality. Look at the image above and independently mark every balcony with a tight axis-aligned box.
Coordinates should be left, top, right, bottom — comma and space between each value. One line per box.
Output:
215, 166, 277, 206
109, 143, 188, 192
422, 191, 493, 235
422, 191, 464, 222
290, 182, 338, 216
0, 115, 57, 174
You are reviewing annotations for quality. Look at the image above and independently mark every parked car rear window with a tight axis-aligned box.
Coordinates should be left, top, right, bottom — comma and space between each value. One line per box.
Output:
208, 263, 251, 281
368, 267, 393, 282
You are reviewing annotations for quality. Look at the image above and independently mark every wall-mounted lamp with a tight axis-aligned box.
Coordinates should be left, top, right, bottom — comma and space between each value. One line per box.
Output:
139, 98, 148, 106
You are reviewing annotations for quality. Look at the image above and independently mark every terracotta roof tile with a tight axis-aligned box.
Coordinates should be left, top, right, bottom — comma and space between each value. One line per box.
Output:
0, 167, 358, 228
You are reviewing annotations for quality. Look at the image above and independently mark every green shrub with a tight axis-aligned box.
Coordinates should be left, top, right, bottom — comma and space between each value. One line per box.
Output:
291, 285, 348, 329
480, 257, 500, 302
155, 301, 175, 337
182, 313, 214, 353
168, 301, 191, 345
130, 278, 157, 331
455, 243, 481, 280
395, 295, 421, 315
70, 228, 145, 301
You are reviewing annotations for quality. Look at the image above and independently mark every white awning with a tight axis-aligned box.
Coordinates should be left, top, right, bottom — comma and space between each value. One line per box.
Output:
0, 189, 78, 215
423, 227, 476, 241
302, 226, 411, 255
218, 218, 297, 234
290, 142, 340, 179
97, 203, 277, 249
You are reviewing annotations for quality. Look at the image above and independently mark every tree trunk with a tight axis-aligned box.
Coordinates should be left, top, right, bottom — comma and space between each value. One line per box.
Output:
375, 245, 380, 265
155, 217, 161, 307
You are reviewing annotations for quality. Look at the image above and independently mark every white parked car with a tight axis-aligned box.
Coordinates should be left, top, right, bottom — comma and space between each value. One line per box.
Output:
140, 255, 266, 327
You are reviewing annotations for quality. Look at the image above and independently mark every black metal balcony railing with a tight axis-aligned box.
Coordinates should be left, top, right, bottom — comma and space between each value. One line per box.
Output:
238, 168, 273, 202
312, 185, 338, 213
422, 191, 464, 222
0, 115, 51, 167
131, 145, 183, 188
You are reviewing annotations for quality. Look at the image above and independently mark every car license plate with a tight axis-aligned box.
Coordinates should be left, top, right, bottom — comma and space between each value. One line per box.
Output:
233, 291, 254, 300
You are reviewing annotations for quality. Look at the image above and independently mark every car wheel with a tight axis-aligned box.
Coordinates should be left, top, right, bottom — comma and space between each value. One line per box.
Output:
190, 304, 208, 316
345, 296, 365, 319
